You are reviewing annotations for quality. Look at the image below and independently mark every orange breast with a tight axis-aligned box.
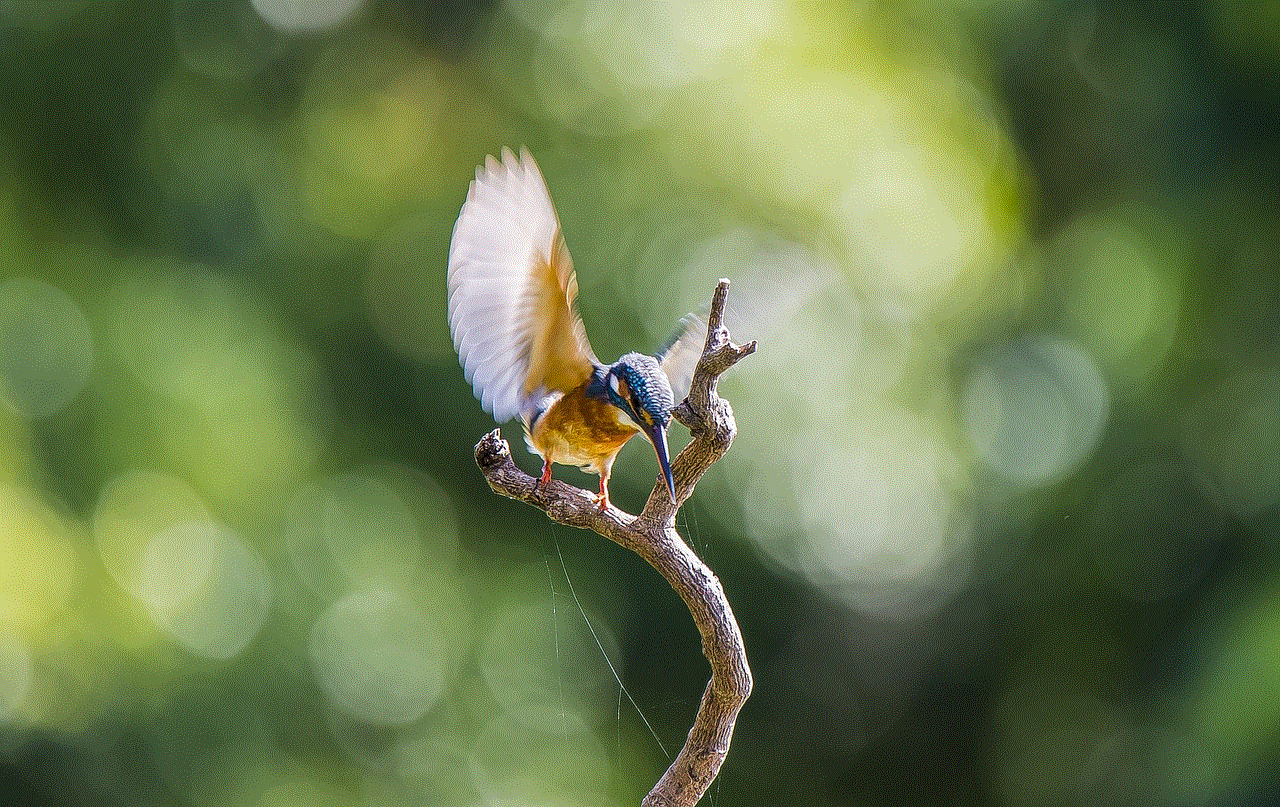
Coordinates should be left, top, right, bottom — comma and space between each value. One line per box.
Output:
530, 383, 638, 474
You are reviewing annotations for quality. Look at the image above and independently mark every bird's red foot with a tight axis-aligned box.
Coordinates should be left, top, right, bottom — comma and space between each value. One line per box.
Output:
536, 459, 552, 490
595, 479, 611, 510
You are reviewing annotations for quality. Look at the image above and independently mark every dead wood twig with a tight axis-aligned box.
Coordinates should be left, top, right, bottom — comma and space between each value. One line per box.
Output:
474, 278, 754, 807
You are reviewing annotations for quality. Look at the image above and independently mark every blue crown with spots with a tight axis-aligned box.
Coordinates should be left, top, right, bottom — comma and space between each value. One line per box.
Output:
615, 353, 674, 425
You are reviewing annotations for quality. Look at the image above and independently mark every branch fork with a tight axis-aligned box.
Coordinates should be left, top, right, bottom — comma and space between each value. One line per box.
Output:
474, 278, 755, 807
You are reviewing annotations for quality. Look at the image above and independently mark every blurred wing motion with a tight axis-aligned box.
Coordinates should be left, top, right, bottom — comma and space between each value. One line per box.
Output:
656, 311, 707, 404
448, 148, 598, 423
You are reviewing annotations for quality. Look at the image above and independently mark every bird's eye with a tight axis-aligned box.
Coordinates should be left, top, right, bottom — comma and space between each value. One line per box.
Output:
634, 399, 651, 424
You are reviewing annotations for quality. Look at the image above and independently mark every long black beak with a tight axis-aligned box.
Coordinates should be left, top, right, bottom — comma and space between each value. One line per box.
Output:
644, 422, 676, 500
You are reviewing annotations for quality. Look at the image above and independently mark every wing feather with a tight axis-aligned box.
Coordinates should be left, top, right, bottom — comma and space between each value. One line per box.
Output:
656, 312, 708, 404
448, 148, 598, 423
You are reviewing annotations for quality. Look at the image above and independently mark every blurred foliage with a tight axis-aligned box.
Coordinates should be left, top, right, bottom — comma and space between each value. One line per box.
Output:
0, 1, 1278, 805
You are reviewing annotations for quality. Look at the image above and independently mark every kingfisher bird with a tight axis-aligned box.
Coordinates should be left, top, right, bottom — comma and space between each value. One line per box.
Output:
448, 148, 704, 510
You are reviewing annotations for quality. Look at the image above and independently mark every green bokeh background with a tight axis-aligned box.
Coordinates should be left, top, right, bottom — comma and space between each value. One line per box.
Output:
2, 1, 1279, 805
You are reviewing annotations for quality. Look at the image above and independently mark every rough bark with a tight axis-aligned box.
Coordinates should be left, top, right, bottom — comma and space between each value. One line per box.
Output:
473, 278, 754, 807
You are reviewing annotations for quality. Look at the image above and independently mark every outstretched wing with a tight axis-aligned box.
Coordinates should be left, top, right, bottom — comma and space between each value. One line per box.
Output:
448, 148, 598, 423
656, 311, 707, 405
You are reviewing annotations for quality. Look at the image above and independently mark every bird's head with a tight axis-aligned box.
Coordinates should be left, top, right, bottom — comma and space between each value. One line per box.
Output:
596, 352, 676, 499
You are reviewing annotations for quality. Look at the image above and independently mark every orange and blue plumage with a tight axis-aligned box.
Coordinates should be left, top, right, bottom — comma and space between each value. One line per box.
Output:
447, 148, 704, 509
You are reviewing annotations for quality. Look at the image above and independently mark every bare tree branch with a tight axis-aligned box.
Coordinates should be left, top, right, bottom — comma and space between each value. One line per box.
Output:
474, 278, 755, 807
